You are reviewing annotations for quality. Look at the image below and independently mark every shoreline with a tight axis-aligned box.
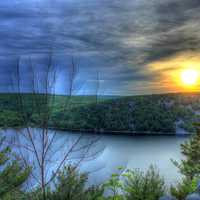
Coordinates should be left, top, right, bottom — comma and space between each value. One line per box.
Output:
59, 129, 191, 137
46, 126, 192, 136
0, 126, 192, 137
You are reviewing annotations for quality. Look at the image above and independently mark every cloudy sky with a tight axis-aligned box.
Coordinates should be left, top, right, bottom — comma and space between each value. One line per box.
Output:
1, 0, 200, 95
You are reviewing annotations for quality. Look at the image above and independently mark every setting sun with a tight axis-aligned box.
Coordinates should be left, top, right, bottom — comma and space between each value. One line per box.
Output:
181, 69, 199, 86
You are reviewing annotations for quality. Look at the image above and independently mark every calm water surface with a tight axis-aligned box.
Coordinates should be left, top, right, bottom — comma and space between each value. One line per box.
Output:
81, 133, 188, 185
2, 129, 189, 186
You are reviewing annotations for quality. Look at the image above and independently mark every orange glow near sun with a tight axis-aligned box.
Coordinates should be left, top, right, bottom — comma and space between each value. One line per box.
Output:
148, 51, 200, 92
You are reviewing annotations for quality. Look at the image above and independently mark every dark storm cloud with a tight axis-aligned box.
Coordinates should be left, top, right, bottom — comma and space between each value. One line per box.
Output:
1, 0, 200, 94
144, 0, 200, 63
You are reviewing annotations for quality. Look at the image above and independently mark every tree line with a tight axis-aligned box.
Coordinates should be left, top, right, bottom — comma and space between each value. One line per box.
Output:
1, 92, 200, 134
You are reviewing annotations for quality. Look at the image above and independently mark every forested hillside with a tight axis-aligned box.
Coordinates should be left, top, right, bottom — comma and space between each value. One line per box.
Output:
1, 93, 200, 134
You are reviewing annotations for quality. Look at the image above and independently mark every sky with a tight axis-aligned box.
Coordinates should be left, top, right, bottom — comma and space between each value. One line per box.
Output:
1, 0, 200, 95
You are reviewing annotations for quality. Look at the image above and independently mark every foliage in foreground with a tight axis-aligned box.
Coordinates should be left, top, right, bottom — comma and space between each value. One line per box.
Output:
47, 165, 104, 200
0, 137, 30, 200
19, 165, 165, 200
3, 121, 200, 199
103, 165, 165, 200
170, 124, 200, 200
27, 165, 104, 200
172, 128, 200, 180
1, 152, 199, 200
170, 177, 198, 200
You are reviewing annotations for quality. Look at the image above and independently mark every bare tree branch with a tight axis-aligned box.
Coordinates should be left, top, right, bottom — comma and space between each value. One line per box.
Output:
9, 54, 103, 200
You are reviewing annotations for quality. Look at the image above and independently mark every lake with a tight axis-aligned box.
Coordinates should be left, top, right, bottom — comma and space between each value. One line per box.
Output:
1, 129, 189, 186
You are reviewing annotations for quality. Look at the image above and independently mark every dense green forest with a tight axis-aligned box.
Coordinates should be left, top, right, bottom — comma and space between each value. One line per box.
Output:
1, 92, 200, 134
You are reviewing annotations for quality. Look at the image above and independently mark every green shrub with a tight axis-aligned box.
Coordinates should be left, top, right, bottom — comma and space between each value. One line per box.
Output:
170, 177, 198, 200
52, 166, 103, 200
172, 130, 200, 180
103, 167, 124, 200
2, 190, 27, 200
39, 165, 104, 200
0, 137, 30, 200
123, 166, 165, 200
103, 166, 166, 200
170, 124, 200, 199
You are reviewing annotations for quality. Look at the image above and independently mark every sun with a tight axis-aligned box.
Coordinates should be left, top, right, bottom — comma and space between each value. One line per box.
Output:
181, 69, 199, 86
